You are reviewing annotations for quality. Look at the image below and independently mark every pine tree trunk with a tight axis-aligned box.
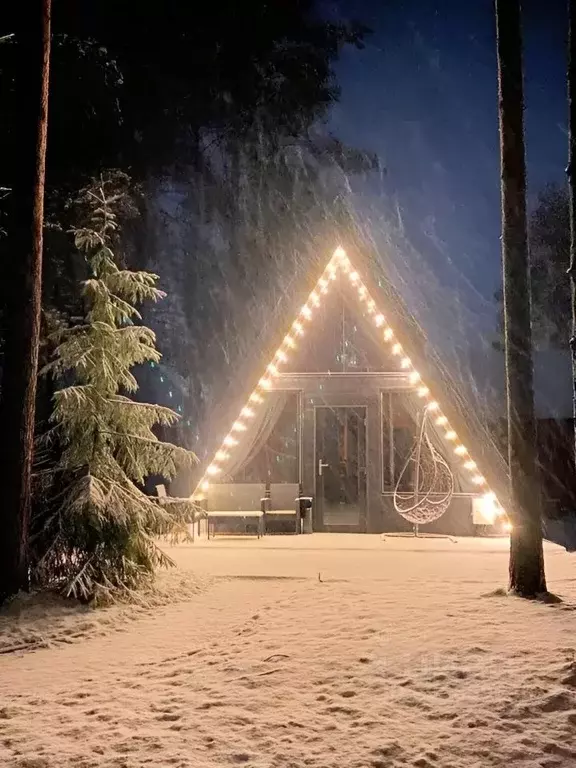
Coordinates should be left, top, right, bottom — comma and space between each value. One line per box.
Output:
495, 0, 546, 596
567, 0, 576, 466
0, 0, 52, 604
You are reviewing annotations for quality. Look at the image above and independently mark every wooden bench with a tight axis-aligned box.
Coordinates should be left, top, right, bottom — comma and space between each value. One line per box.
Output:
204, 483, 266, 539
265, 483, 301, 534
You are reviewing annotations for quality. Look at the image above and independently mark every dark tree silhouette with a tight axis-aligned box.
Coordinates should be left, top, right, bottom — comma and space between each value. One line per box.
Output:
494, 185, 570, 351
495, 0, 546, 597
568, 0, 576, 459
0, 0, 52, 603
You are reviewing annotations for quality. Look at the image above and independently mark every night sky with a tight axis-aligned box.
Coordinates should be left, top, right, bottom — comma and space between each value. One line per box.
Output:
326, 0, 570, 416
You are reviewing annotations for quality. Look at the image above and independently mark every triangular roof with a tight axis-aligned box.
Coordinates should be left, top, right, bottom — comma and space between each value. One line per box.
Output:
190, 244, 511, 516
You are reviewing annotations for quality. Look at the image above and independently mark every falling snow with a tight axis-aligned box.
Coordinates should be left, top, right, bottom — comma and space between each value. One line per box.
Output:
2, 536, 576, 767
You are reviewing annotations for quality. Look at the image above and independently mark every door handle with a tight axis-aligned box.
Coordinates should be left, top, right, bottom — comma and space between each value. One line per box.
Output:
318, 459, 329, 476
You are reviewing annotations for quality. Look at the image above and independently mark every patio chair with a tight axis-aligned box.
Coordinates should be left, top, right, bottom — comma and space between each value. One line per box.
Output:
266, 483, 301, 534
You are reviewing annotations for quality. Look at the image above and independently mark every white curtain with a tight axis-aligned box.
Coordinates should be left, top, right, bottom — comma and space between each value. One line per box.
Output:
222, 391, 289, 480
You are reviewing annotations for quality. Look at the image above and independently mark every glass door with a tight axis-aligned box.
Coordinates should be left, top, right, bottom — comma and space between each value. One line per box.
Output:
315, 406, 367, 531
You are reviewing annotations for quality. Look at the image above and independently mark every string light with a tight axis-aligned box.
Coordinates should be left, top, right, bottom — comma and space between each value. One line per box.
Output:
192, 245, 502, 511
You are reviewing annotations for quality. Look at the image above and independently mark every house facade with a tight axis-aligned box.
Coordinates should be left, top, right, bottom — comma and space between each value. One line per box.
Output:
192, 246, 509, 535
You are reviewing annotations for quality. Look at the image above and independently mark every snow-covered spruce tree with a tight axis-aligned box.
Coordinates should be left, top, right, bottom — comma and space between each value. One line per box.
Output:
36, 175, 195, 602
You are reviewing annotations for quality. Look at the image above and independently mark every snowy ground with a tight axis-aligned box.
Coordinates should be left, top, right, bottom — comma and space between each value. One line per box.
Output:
2, 534, 576, 768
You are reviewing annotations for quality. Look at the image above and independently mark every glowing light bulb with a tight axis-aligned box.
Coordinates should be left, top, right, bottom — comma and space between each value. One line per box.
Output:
301, 305, 312, 319
328, 270, 337, 280
358, 286, 367, 299
383, 328, 394, 341
250, 392, 264, 403
215, 450, 229, 461
435, 415, 448, 426
259, 377, 272, 389
408, 371, 421, 384
241, 407, 255, 418
472, 475, 486, 485
367, 300, 376, 313
293, 321, 304, 335
206, 464, 221, 476
284, 335, 296, 349
333, 246, 346, 260
319, 279, 328, 290
400, 357, 411, 369
375, 314, 385, 327
232, 421, 247, 432
267, 363, 278, 376
310, 292, 320, 306
464, 460, 476, 471
417, 386, 430, 398
392, 343, 402, 355
427, 401, 439, 411
454, 444, 467, 456
201, 480, 210, 492
445, 430, 457, 441
349, 271, 359, 283
503, 521, 512, 533
275, 351, 287, 363
224, 435, 238, 447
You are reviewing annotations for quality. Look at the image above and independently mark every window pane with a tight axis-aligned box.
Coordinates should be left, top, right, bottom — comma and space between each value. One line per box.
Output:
284, 286, 394, 373
382, 392, 419, 491
234, 392, 300, 483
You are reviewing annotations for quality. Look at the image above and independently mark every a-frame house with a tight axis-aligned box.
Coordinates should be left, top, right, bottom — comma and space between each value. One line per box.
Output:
190, 243, 511, 536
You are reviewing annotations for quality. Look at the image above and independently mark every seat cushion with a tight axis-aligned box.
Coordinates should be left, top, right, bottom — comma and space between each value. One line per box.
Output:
206, 510, 263, 518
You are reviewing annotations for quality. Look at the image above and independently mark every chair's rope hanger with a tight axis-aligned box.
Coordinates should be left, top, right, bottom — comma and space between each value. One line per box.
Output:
191, 247, 506, 527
